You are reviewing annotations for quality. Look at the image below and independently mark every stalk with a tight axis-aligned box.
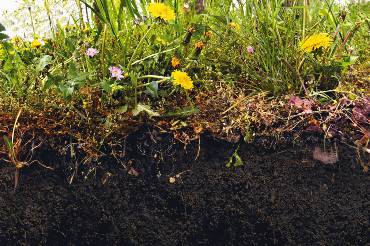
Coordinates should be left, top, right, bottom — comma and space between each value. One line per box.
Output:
28, 6, 36, 37
75, 0, 86, 29
302, 0, 308, 40
127, 23, 155, 69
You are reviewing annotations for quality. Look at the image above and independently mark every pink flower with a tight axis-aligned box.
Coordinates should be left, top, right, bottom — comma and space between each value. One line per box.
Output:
85, 48, 99, 57
247, 46, 254, 54
289, 95, 314, 114
109, 66, 124, 80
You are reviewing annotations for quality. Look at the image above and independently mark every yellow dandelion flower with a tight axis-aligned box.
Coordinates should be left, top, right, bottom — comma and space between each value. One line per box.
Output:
228, 22, 240, 30
300, 33, 333, 53
148, 3, 176, 21
31, 39, 43, 48
195, 41, 205, 50
171, 57, 181, 68
172, 70, 194, 90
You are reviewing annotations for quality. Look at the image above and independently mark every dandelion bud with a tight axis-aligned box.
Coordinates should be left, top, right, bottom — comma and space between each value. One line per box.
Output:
183, 27, 196, 45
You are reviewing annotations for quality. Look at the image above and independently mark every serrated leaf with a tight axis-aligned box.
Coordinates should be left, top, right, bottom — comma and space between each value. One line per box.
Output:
58, 84, 74, 99
115, 105, 128, 114
164, 106, 199, 117
145, 81, 158, 98
36, 55, 53, 73
132, 103, 160, 117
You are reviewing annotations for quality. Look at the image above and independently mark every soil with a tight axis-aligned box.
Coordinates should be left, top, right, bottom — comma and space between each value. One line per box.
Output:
0, 127, 369, 246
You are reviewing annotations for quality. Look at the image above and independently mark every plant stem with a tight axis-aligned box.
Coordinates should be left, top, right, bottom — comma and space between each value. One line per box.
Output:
131, 46, 180, 66
127, 23, 155, 69
138, 75, 169, 80
28, 7, 36, 37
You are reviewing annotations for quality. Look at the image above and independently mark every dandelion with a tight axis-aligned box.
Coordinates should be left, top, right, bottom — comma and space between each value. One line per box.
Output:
300, 33, 333, 53
171, 57, 181, 68
195, 41, 205, 50
247, 46, 254, 54
148, 3, 176, 21
204, 31, 213, 38
183, 27, 196, 44
85, 48, 99, 57
228, 22, 240, 30
31, 39, 44, 48
109, 66, 124, 80
172, 70, 194, 90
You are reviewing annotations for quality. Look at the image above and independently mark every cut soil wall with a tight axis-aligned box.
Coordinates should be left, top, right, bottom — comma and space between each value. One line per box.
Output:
0, 128, 369, 245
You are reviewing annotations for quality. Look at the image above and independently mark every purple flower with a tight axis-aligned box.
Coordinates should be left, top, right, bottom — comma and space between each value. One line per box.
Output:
109, 66, 124, 80
85, 48, 99, 57
247, 46, 254, 54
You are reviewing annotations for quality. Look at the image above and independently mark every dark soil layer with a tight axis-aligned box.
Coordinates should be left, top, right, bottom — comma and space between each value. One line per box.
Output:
0, 129, 369, 246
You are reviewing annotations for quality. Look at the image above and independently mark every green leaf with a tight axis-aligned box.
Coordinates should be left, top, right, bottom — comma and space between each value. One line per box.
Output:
58, 84, 74, 99
145, 81, 158, 98
233, 153, 243, 167
0, 23, 5, 32
36, 55, 53, 73
226, 146, 243, 168
43, 75, 63, 90
341, 56, 358, 68
132, 103, 160, 117
164, 106, 200, 117
0, 33, 8, 40
3, 136, 13, 153
115, 105, 128, 114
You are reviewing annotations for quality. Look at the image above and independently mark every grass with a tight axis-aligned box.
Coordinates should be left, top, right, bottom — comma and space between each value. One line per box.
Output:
0, 0, 369, 144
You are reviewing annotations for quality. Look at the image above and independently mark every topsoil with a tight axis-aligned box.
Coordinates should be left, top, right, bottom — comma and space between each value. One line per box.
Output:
0, 128, 369, 246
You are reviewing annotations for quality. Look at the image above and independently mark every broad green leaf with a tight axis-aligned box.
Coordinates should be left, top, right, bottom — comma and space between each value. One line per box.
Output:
115, 105, 128, 114
36, 55, 53, 73
58, 84, 75, 99
0, 33, 9, 41
145, 81, 158, 98
164, 106, 199, 117
132, 103, 159, 117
